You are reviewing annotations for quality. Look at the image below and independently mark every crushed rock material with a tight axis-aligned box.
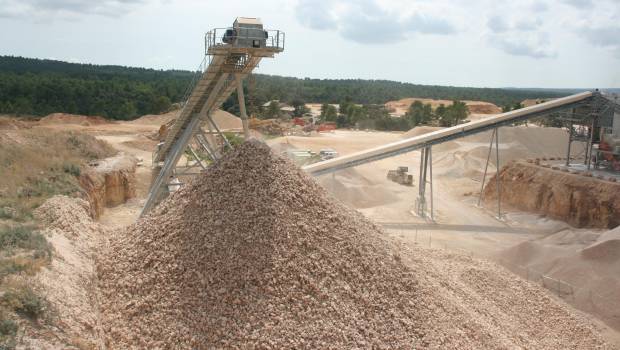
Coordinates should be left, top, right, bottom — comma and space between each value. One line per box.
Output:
29, 196, 106, 349
98, 140, 610, 349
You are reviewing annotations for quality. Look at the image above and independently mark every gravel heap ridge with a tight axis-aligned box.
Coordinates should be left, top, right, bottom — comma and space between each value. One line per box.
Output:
98, 140, 609, 349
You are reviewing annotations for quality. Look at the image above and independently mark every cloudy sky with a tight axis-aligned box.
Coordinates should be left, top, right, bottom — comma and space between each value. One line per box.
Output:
0, 0, 618, 88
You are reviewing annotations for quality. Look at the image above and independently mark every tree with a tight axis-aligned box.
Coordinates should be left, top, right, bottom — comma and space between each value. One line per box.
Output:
118, 101, 137, 120
291, 99, 308, 117
13, 97, 33, 115
153, 95, 171, 114
405, 101, 433, 126
438, 100, 468, 127
320, 103, 329, 118
451, 100, 468, 125
336, 114, 347, 128
265, 100, 281, 119
338, 98, 353, 117
324, 105, 337, 122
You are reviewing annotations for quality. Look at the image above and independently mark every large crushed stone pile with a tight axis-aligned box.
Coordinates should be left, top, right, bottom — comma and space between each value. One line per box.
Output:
98, 140, 609, 349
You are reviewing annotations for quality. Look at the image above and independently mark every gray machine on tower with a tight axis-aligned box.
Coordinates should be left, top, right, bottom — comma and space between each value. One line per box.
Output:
141, 18, 284, 216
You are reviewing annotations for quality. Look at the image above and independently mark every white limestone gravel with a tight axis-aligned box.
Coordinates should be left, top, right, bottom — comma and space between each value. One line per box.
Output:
97, 140, 611, 349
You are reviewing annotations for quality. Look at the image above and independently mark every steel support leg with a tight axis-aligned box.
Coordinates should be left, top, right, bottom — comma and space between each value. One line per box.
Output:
186, 145, 207, 170
417, 147, 430, 218
478, 128, 496, 207
195, 133, 217, 160
587, 118, 595, 170
417, 148, 425, 216
565, 123, 573, 167
206, 111, 232, 150
428, 147, 434, 221
495, 127, 501, 219
235, 74, 251, 139
141, 115, 203, 216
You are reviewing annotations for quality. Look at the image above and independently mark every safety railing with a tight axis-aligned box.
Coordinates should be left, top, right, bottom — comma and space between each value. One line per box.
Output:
205, 28, 285, 55
151, 57, 207, 167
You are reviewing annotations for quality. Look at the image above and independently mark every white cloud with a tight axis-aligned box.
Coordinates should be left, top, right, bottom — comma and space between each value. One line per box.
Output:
488, 33, 557, 59
485, 10, 554, 59
579, 25, 620, 58
561, 0, 593, 9
295, 0, 456, 45
0, 0, 147, 18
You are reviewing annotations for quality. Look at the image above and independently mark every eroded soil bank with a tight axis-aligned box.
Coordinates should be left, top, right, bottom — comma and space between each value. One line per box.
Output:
484, 161, 620, 229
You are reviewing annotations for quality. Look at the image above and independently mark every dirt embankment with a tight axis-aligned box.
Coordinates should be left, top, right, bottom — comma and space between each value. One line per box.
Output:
484, 161, 620, 228
38, 113, 110, 126
79, 154, 138, 218
24, 196, 106, 349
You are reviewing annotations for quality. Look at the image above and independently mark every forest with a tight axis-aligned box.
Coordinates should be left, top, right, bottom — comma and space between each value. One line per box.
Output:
0, 56, 568, 120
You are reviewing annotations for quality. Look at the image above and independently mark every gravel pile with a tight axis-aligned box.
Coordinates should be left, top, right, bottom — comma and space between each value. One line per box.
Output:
98, 140, 609, 349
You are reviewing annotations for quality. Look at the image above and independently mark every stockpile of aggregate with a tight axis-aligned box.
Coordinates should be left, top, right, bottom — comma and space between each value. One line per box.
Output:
98, 140, 609, 349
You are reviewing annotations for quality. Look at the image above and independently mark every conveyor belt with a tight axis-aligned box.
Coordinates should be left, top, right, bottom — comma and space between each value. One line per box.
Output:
303, 91, 596, 176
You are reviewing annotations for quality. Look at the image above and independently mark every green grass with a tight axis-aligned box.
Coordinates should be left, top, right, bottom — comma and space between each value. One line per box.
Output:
0, 225, 50, 254
0, 313, 17, 350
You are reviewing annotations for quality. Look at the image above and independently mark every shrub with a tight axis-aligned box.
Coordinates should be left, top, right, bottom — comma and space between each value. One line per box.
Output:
0, 260, 25, 282
0, 225, 51, 258
62, 163, 81, 177
3, 285, 46, 320
0, 209, 12, 220
0, 313, 17, 350
0, 318, 17, 337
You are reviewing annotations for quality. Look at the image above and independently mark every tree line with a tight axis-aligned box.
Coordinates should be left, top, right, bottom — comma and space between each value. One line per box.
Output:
0, 56, 568, 121
310, 100, 470, 131
0, 56, 191, 119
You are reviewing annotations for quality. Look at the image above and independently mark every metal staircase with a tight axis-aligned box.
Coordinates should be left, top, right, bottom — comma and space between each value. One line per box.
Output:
141, 18, 284, 216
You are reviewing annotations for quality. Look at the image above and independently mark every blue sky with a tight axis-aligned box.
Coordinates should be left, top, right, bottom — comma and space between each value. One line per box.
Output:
0, 0, 618, 88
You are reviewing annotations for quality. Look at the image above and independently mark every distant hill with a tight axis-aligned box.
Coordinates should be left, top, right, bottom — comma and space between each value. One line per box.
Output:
0, 55, 569, 120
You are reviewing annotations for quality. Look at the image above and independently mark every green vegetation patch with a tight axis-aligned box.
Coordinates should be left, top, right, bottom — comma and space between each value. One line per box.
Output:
0, 129, 115, 218
2, 283, 46, 320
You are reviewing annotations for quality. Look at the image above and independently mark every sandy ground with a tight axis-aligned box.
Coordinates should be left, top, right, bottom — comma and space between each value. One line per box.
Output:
33, 114, 619, 346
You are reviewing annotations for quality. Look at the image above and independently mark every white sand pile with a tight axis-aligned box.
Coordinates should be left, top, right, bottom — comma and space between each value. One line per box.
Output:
98, 140, 609, 349
128, 110, 179, 125
209, 109, 243, 130
583, 226, 620, 261
130, 109, 242, 130
500, 226, 620, 332
318, 168, 399, 209
402, 126, 444, 139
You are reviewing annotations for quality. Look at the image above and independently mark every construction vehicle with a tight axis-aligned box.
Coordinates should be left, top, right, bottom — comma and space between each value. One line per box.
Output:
387, 166, 414, 186
319, 149, 339, 161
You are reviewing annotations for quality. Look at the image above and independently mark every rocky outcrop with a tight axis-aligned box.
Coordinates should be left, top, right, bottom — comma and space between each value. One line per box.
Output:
79, 153, 137, 218
484, 161, 620, 229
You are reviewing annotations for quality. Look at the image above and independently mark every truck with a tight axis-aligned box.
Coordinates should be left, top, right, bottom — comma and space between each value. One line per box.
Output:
387, 166, 413, 186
